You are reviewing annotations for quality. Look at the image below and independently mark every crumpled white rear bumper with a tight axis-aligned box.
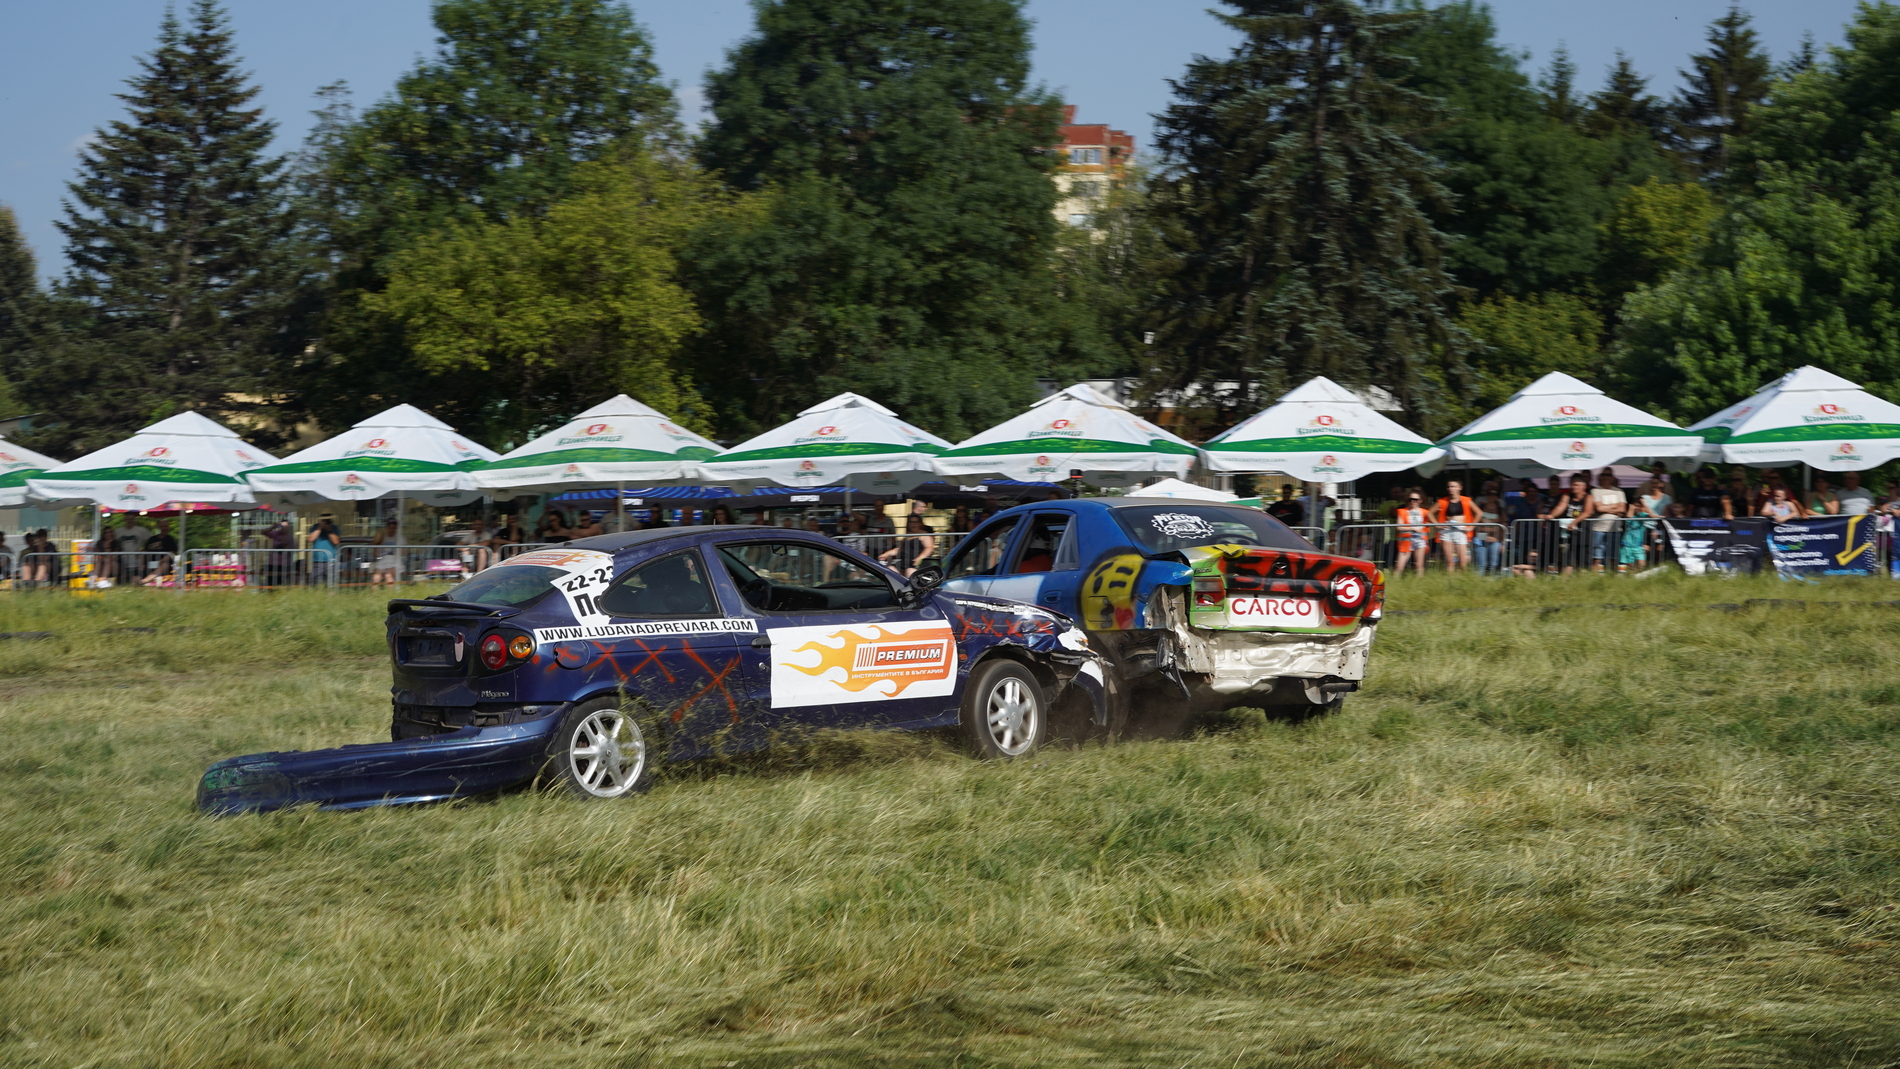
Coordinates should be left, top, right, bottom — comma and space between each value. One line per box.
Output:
1178, 624, 1378, 695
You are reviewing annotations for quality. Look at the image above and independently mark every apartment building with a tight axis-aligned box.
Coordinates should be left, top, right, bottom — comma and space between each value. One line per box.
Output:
1053, 106, 1135, 228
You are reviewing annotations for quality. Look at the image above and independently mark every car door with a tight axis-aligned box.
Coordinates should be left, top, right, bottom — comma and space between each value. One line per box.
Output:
711, 536, 958, 729
983, 511, 1081, 616
937, 516, 1024, 598
590, 547, 765, 757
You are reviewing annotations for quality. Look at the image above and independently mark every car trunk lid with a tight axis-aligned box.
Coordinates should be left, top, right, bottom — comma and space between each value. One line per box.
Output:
1181, 544, 1382, 634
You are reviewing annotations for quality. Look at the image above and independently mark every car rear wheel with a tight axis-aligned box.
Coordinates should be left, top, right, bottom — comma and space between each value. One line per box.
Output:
962, 660, 1046, 759
546, 697, 656, 799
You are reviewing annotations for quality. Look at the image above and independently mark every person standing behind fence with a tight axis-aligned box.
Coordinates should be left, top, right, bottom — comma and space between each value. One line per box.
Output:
1472, 482, 1504, 575
1394, 493, 1430, 577
308, 515, 340, 585
1760, 486, 1805, 522
1432, 480, 1478, 573
1724, 470, 1756, 519
371, 517, 402, 587
1266, 484, 1305, 528
139, 524, 177, 585
1687, 469, 1726, 518
1806, 476, 1841, 516
1576, 470, 1629, 573
1540, 478, 1589, 575
1836, 472, 1875, 516
1623, 478, 1670, 569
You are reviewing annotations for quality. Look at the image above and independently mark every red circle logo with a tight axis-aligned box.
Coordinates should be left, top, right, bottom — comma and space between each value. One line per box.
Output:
1321, 454, 1337, 465
363, 438, 387, 449
1036, 455, 1052, 465
123, 483, 139, 493
1559, 405, 1580, 417
1839, 442, 1857, 454
814, 425, 839, 436
584, 423, 609, 436
1331, 573, 1366, 608
1051, 419, 1071, 430
799, 460, 817, 471
1316, 414, 1336, 426
1570, 441, 1586, 451
144, 446, 169, 458
1820, 403, 1843, 415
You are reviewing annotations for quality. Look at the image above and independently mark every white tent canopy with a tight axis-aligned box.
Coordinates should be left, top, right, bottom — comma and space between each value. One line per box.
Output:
1435, 372, 1702, 473
0, 438, 66, 508
475, 394, 720, 492
1689, 365, 1900, 471
934, 383, 1198, 487
245, 404, 499, 507
696, 392, 951, 493
1130, 477, 1236, 502
27, 411, 268, 509
1202, 376, 1444, 482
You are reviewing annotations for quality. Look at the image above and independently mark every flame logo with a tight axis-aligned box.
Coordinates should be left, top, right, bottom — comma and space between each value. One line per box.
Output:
784, 625, 953, 696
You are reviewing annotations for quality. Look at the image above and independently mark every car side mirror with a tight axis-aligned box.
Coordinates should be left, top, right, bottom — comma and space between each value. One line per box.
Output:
900, 565, 944, 606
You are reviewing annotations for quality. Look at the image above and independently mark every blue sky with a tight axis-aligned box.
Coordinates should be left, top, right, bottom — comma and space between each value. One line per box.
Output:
1, 0, 1863, 278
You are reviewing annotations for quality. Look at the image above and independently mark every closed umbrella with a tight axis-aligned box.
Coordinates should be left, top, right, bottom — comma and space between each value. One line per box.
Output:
1434, 372, 1702, 475
933, 383, 1197, 487
697, 392, 951, 493
1689, 365, 1900, 471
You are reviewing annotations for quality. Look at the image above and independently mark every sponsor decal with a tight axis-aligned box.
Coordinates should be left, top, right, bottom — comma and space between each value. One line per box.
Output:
1151, 512, 1216, 540
343, 436, 398, 459
1028, 454, 1059, 475
557, 421, 625, 445
533, 617, 758, 644
1226, 596, 1320, 626
1541, 405, 1602, 424
768, 621, 956, 707
789, 494, 821, 503
560, 463, 585, 478
145, 446, 170, 458
1561, 441, 1594, 460
1297, 413, 1355, 436
118, 482, 148, 503
1312, 452, 1346, 474
132, 445, 179, 466
338, 472, 369, 494
793, 425, 846, 445
1804, 403, 1865, 423
1033, 417, 1084, 439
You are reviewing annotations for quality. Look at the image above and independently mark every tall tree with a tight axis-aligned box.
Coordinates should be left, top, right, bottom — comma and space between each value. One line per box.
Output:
1614, 4, 1900, 418
1538, 46, 1582, 126
1584, 53, 1682, 185
11, 1, 294, 453
689, 0, 1077, 439
1143, 0, 1467, 435
1673, 6, 1772, 178
303, 0, 678, 442
0, 207, 37, 418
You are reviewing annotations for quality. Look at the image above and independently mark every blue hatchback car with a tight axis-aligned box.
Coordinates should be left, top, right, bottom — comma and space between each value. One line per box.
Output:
198, 526, 1107, 813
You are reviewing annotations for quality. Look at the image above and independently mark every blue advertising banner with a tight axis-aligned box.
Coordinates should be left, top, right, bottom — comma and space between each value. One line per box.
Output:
1769, 515, 1877, 576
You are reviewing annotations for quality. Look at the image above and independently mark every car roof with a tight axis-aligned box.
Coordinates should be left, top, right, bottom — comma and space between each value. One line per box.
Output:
561, 524, 765, 555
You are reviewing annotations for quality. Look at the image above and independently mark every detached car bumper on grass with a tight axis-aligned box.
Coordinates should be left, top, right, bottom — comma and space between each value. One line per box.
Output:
200, 527, 1108, 815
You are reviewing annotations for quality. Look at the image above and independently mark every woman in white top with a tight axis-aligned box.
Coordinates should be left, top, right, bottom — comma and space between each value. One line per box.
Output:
1575, 470, 1628, 573
1760, 486, 1805, 523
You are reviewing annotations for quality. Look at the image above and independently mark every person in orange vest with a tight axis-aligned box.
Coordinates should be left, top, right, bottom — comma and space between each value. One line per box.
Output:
1433, 479, 1480, 573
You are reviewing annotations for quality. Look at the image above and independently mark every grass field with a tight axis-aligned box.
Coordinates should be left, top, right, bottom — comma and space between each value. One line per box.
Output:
3, 574, 1900, 1067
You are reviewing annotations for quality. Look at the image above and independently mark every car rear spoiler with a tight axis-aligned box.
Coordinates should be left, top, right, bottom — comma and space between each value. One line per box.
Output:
386, 598, 522, 617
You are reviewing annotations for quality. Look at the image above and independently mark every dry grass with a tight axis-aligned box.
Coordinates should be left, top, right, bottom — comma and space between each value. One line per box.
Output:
2, 580, 1898, 1067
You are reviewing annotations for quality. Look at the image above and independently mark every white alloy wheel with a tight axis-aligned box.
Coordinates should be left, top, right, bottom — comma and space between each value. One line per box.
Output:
565, 706, 646, 797
963, 660, 1045, 759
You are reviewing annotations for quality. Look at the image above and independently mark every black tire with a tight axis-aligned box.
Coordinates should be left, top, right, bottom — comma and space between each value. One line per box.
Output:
961, 659, 1047, 759
543, 696, 659, 799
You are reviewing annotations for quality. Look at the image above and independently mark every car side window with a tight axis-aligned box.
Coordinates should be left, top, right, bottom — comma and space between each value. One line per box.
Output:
944, 518, 1021, 580
716, 541, 895, 613
597, 550, 719, 617
1013, 513, 1076, 574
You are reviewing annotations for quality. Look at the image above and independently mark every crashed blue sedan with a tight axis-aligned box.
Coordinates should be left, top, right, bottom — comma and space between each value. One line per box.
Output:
199, 526, 1108, 813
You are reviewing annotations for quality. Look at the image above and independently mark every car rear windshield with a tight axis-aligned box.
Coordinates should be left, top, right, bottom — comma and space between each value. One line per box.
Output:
1111, 504, 1312, 554
439, 565, 566, 607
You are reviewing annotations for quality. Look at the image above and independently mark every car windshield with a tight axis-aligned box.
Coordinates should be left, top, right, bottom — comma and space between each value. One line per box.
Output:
439, 565, 566, 607
1111, 504, 1312, 553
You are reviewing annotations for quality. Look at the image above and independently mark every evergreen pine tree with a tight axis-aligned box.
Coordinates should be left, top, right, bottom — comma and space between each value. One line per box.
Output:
1144, 0, 1467, 434
1539, 46, 1581, 126
0, 207, 40, 418
18, 0, 294, 452
1673, 6, 1772, 178
1583, 53, 1682, 189
689, 0, 1076, 438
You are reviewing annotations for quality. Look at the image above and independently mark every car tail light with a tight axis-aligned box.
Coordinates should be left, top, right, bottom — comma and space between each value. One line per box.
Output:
480, 634, 507, 670
508, 635, 533, 660
1330, 572, 1368, 610
1193, 575, 1224, 607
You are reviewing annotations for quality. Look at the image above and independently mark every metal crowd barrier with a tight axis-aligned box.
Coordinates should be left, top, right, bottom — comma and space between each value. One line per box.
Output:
1325, 522, 1513, 574
1503, 518, 1673, 575
10, 550, 182, 589
835, 531, 969, 574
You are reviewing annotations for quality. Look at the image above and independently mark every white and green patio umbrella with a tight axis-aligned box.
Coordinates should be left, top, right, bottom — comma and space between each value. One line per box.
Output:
1202, 376, 1445, 482
1435, 372, 1702, 475
245, 404, 499, 510
1689, 365, 1900, 471
0, 437, 66, 508
27, 411, 268, 509
474, 394, 719, 492
933, 383, 1198, 487
696, 392, 951, 492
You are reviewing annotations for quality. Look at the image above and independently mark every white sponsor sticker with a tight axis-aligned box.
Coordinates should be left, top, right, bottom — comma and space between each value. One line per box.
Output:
499, 548, 617, 623
767, 620, 957, 708
533, 617, 758, 644
1152, 512, 1215, 539
1225, 596, 1322, 627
